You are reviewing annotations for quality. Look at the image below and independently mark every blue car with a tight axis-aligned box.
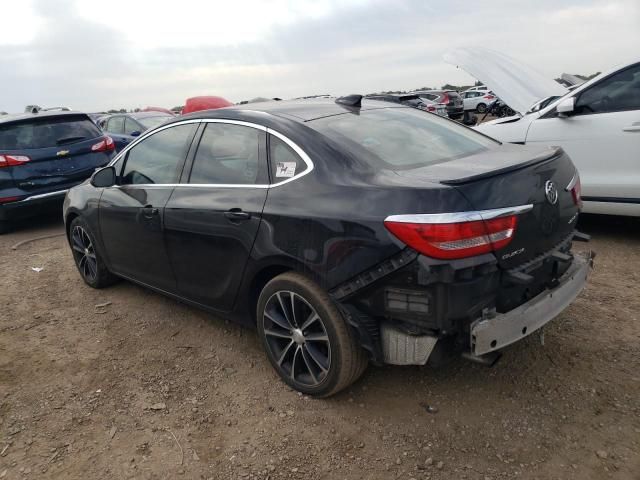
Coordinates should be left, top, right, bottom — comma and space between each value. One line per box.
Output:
98, 112, 174, 152
0, 110, 115, 233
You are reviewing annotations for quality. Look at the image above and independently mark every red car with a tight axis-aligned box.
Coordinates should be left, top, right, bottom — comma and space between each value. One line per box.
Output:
182, 96, 233, 114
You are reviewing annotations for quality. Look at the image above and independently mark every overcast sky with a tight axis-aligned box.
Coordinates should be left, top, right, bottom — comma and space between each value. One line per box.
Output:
1, 0, 638, 112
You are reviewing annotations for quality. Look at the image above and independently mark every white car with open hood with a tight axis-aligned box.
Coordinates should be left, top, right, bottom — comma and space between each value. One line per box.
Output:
445, 47, 640, 216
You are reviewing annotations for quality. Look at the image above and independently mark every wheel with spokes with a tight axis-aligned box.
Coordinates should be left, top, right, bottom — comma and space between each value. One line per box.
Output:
69, 216, 118, 288
257, 272, 368, 397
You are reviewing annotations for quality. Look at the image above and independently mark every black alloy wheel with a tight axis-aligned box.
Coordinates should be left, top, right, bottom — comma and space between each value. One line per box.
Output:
263, 290, 331, 387
257, 272, 368, 397
71, 225, 98, 282
69, 216, 118, 288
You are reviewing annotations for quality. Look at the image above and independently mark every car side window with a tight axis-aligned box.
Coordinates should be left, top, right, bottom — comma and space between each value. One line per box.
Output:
120, 123, 196, 185
107, 116, 124, 134
269, 135, 307, 182
124, 118, 141, 135
574, 63, 640, 115
189, 123, 263, 185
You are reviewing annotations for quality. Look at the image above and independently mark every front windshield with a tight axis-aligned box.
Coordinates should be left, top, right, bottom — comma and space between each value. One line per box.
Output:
138, 116, 173, 129
527, 96, 561, 114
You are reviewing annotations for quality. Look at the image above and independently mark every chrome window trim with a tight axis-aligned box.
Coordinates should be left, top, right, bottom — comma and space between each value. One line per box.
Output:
384, 204, 533, 224
107, 118, 202, 168
107, 118, 314, 189
266, 127, 315, 187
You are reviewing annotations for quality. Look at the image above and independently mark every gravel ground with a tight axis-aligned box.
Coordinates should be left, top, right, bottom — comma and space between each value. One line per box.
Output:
0, 212, 638, 480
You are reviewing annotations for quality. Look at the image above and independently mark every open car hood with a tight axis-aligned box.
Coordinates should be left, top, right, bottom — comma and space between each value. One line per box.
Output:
443, 47, 568, 115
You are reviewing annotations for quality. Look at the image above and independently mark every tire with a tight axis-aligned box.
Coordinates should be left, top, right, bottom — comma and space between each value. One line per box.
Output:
476, 103, 487, 113
257, 272, 368, 397
69, 216, 118, 288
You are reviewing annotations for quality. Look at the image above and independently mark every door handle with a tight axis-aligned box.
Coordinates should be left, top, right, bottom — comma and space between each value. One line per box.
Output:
141, 206, 159, 218
224, 209, 251, 221
623, 122, 640, 132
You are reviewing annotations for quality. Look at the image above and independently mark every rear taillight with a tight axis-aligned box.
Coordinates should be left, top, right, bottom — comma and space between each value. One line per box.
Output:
567, 174, 582, 209
426, 104, 436, 112
91, 136, 115, 153
484, 94, 495, 100
0, 196, 23, 204
441, 93, 450, 104
0, 154, 31, 168
384, 214, 519, 260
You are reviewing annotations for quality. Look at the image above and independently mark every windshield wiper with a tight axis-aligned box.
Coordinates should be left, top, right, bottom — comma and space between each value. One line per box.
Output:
56, 136, 86, 145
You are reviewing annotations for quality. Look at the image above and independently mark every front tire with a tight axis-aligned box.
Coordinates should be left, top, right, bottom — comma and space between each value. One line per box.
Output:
69, 216, 118, 288
257, 272, 368, 397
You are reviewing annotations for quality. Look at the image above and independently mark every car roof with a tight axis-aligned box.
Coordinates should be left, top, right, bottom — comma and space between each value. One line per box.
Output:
129, 111, 174, 119
0, 110, 89, 126
179, 97, 403, 123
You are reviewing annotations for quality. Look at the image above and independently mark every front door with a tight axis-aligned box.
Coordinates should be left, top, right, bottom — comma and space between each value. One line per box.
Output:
527, 62, 640, 208
99, 122, 198, 291
164, 121, 269, 311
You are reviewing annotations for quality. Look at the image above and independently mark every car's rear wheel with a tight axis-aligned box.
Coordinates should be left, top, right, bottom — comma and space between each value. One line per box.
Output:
476, 103, 487, 113
257, 272, 368, 397
69, 216, 118, 288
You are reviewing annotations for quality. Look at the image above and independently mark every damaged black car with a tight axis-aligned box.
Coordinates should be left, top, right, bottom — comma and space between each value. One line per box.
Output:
63, 96, 593, 397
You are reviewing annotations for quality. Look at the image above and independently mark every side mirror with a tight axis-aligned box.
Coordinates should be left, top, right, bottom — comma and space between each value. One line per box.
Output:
91, 166, 116, 188
557, 97, 575, 117
130, 131, 141, 137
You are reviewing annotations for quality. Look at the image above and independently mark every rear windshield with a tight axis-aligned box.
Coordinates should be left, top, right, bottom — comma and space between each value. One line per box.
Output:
0, 115, 102, 150
310, 107, 498, 170
138, 116, 173, 129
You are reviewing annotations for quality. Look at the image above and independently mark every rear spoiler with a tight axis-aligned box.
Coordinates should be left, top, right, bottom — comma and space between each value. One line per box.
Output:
440, 147, 563, 185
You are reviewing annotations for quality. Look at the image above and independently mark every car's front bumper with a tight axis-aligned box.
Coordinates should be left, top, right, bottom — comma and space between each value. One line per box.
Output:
470, 251, 594, 356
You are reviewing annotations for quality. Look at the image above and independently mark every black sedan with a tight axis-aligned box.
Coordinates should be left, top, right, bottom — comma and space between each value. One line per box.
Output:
63, 96, 591, 397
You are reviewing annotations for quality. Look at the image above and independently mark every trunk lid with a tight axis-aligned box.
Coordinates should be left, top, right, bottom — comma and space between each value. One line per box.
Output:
393, 144, 579, 269
0, 114, 111, 191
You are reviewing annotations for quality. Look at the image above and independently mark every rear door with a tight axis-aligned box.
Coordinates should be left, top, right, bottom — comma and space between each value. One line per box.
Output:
0, 114, 111, 193
526, 62, 640, 208
99, 122, 198, 291
164, 120, 269, 311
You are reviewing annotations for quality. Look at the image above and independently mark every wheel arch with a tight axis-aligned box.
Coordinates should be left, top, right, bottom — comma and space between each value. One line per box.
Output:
242, 258, 325, 325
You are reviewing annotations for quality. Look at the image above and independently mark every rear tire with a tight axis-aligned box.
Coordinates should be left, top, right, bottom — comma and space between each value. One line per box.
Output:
257, 272, 368, 397
69, 216, 118, 289
476, 103, 487, 113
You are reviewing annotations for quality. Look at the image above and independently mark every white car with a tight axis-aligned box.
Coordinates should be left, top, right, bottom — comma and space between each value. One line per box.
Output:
462, 90, 497, 113
464, 85, 490, 93
445, 47, 640, 217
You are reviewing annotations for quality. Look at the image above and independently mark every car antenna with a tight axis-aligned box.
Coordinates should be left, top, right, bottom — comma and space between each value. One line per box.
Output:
335, 94, 363, 108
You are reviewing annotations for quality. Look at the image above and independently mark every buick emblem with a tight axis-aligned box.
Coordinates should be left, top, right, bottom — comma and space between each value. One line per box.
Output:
545, 180, 558, 205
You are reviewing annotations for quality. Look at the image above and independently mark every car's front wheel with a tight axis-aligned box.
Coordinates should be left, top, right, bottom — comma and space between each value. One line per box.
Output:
257, 272, 368, 397
69, 216, 118, 289
476, 103, 487, 113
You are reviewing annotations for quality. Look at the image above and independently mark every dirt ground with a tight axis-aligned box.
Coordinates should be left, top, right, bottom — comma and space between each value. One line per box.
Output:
0, 212, 638, 480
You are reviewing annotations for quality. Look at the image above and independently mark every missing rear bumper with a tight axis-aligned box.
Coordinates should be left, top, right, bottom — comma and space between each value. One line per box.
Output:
470, 251, 593, 355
